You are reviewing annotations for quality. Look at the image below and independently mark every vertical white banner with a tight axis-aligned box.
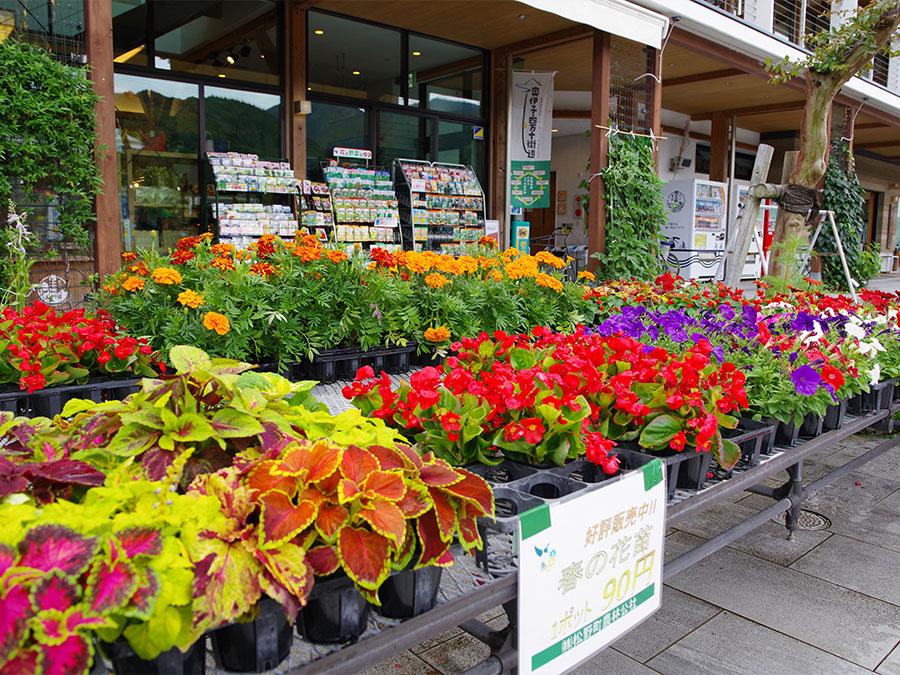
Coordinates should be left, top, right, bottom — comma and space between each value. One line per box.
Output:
509, 71, 555, 209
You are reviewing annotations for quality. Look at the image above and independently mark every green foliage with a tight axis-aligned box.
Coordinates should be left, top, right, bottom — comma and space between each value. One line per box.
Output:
589, 134, 666, 281
0, 201, 36, 308
820, 144, 869, 290
762, 235, 809, 294
0, 39, 100, 248
767, 0, 900, 82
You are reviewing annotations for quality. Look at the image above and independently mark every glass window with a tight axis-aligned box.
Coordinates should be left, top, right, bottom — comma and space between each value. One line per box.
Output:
438, 120, 484, 185
204, 87, 282, 159
376, 111, 434, 168
114, 74, 200, 252
153, 0, 280, 86
308, 12, 402, 104
408, 35, 483, 116
306, 102, 367, 179
112, 0, 148, 67
2, 0, 85, 63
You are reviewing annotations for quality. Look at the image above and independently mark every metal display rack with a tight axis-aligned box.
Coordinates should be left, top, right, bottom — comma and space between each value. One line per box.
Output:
206, 152, 299, 249
244, 401, 900, 675
393, 159, 486, 252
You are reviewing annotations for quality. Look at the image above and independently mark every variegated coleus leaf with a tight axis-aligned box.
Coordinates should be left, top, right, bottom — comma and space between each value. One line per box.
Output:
17, 524, 98, 577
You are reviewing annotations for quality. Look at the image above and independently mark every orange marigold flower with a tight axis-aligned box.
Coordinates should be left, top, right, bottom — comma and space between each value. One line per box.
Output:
198, 232, 214, 241
202, 311, 230, 335
488, 269, 504, 283
294, 246, 322, 262
151, 267, 183, 285
478, 235, 498, 249
102, 282, 120, 295
326, 249, 348, 263
456, 256, 479, 274
257, 234, 279, 258
250, 262, 277, 278
436, 257, 462, 275
425, 273, 449, 289
535, 250, 567, 270
129, 261, 150, 276
210, 243, 235, 256
177, 289, 205, 308
504, 256, 539, 280
211, 256, 236, 271
578, 270, 596, 281
176, 236, 200, 251
121, 251, 137, 262
301, 234, 319, 248
170, 249, 195, 265
536, 273, 563, 292
122, 276, 146, 292
424, 326, 451, 342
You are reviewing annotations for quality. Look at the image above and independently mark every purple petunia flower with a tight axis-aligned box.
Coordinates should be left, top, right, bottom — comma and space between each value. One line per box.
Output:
791, 364, 821, 396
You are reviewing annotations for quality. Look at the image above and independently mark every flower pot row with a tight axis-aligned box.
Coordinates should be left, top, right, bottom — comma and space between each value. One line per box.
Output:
0, 375, 140, 417
258, 343, 418, 384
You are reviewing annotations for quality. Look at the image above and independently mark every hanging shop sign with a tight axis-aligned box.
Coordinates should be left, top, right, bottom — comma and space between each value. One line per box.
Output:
510, 71, 554, 208
517, 460, 666, 674
333, 147, 373, 160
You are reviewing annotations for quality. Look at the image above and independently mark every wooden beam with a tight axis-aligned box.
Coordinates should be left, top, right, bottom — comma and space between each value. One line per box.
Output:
691, 100, 806, 121
489, 50, 510, 243
661, 124, 758, 152
552, 109, 591, 119
588, 30, 611, 268
709, 111, 729, 182
84, 0, 120, 276
495, 25, 592, 57
662, 67, 744, 87
855, 122, 888, 130
853, 140, 900, 149
286, 1, 307, 178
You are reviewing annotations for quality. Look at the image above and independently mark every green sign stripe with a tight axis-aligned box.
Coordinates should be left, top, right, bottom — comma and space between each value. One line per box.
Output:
643, 458, 664, 491
519, 503, 551, 540
531, 584, 656, 671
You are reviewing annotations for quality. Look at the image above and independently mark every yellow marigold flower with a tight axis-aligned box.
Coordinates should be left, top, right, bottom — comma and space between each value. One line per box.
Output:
504, 257, 539, 280
425, 273, 449, 289
198, 232, 214, 241
151, 267, 183, 285
424, 326, 451, 342
326, 249, 348, 263
122, 276, 146, 292
535, 250, 567, 270
177, 289, 205, 308
536, 273, 563, 292
578, 270, 596, 281
202, 311, 230, 335
488, 269, 504, 282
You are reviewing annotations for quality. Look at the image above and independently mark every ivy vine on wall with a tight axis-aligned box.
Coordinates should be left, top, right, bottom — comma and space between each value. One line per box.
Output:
586, 133, 666, 281
0, 38, 100, 249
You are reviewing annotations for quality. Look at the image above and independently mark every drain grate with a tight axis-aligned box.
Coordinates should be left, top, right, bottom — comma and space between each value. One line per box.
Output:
771, 509, 832, 531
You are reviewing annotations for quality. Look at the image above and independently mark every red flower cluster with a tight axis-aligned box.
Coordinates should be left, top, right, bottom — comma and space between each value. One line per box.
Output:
0, 302, 163, 393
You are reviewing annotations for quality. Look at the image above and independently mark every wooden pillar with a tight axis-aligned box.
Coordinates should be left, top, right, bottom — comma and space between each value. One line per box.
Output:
84, 0, 120, 276
286, 1, 307, 178
709, 111, 729, 182
489, 49, 510, 244
588, 30, 611, 267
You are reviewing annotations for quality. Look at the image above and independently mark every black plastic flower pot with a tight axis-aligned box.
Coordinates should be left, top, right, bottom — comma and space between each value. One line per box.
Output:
297, 573, 370, 644
102, 637, 205, 675
505, 472, 587, 500
822, 399, 847, 432
798, 412, 824, 439
211, 597, 292, 673
375, 565, 443, 619
467, 460, 537, 485
612, 446, 709, 500
0, 377, 140, 418
762, 418, 799, 447
849, 379, 895, 415
549, 458, 620, 484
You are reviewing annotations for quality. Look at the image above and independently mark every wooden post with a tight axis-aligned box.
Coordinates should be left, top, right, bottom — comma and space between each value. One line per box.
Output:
84, 0, 120, 276
286, 1, 307, 178
650, 46, 662, 171
721, 144, 777, 288
709, 111, 729, 182
489, 49, 510, 245
588, 30, 611, 269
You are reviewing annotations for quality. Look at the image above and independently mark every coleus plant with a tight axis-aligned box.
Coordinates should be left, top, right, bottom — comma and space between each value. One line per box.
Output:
0, 302, 162, 393
191, 436, 494, 605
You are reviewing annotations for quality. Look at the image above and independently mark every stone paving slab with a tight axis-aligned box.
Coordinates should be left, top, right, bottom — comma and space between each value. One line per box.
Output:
571, 648, 661, 674
790, 534, 900, 607
878, 643, 900, 675
821, 443, 900, 483
645, 611, 873, 675
360, 650, 441, 675
821, 487, 900, 554
416, 616, 508, 673
665, 545, 900, 669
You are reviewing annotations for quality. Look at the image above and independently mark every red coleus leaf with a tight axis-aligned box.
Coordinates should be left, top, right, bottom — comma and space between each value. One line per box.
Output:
17, 524, 98, 576
116, 527, 163, 559
456, 502, 485, 553
367, 445, 412, 471
337, 526, 392, 591
86, 555, 138, 613
315, 503, 349, 542
27, 459, 105, 488
362, 470, 406, 501
440, 469, 494, 517
247, 461, 295, 497
128, 568, 160, 619
307, 441, 343, 483
338, 478, 362, 504
272, 444, 312, 478
0, 544, 15, 578
30, 573, 77, 613
358, 501, 406, 547
259, 491, 318, 547
306, 545, 340, 576
0, 647, 39, 675
419, 458, 464, 488
396, 485, 431, 518
396, 444, 424, 471
427, 488, 458, 542
416, 509, 451, 568
340, 445, 380, 485
43, 634, 91, 675
0, 586, 30, 664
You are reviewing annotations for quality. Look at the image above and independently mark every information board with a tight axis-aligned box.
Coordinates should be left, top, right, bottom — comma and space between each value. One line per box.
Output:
517, 460, 666, 674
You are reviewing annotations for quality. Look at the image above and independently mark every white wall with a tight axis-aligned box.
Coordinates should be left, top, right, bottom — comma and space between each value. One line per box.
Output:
550, 132, 590, 245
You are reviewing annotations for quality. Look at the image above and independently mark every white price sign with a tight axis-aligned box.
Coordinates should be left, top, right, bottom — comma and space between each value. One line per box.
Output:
517, 459, 666, 674
333, 146, 373, 160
